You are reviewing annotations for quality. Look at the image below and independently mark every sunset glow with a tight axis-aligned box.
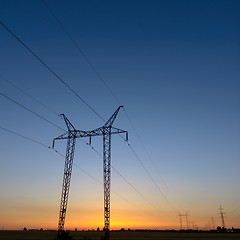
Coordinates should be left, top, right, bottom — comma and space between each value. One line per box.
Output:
0, 0, 239, 232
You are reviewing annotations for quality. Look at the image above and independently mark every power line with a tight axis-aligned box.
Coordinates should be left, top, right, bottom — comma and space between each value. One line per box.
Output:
79, 140, 171, 218
112, 164, 170, 218
0, 77, 89, 153
0, 125, 165, 224
65, 141, 172, 221
0, 82, 171, 220
1, 13, 178, 220
0, 90, 64, 131
126, 140, 178, 214
0, 76, 90, 146
41, 0, 122, 107
36, 4, 178, 214
0, 75, 60, 117
114, 109, 179, 214
72, 163, 165, 223
72, 153, 164, 221
1, 12, 176, 223
55, 137, 171, 221
123, 106, 172, 190
0, 19, 104, 122
0, 125, 51, 149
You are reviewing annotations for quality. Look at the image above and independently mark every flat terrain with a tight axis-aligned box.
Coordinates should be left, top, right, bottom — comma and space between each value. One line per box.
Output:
1, 231, 240, 240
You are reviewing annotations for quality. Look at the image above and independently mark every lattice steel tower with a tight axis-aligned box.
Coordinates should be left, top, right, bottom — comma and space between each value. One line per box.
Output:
178, 212, 183, 230
53, 106, 127, 240
218, 205, 226, 229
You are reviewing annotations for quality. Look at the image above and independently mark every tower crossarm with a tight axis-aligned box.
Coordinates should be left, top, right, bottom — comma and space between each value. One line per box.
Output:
111, 127, 127, 135
53, 126, 127, 141
52, 128, 103, 148
75, 127, 104, 138
52, 127, 127, 150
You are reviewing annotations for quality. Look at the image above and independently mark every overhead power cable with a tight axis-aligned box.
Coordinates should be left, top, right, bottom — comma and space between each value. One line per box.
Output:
126, 140, 178, 214
73, 152, 164, 220
37, 4, 179, 214
0, 19, 104, 122
0, 91, 64, 131
115, 126, 178, 214
72, 159, 165, 221
0, 97, 169, 221
0, 126, 51, 149
0, 75, 60, 117
0, 76, 163, 216
123, 106, 178, 208
1, 91, 169, 218
41, 0, 122, 107
111, 164, 170, 217
77, 140, 171, 218
0, 125, 164, 222
1, 14, 179, 217
1, 74, 177, 216
0, 89, 91, 147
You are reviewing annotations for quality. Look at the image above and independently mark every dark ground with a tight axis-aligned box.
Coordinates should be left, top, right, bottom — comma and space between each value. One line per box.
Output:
1, 230, 240, 240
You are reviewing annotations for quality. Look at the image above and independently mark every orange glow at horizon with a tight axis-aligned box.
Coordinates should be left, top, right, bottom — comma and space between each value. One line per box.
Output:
2, 197, 240, 231
2, 206, 178, 230
63, 207, 178, 230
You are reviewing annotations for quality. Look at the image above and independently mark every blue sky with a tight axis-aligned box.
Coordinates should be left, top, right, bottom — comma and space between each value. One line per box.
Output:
0, 0, 240, 230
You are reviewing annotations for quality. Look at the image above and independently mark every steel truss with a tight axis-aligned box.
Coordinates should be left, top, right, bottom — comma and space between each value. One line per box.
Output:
53, 106, 127, 240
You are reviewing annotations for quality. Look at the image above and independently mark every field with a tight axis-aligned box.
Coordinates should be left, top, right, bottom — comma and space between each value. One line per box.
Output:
1, 230, 240, 240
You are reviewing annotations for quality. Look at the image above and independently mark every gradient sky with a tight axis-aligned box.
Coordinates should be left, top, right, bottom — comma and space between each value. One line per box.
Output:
0, 0, 240, 231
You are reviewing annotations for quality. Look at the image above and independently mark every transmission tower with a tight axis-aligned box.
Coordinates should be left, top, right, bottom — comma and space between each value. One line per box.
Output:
183, 211, 189, 230
211, 216, 215, 230
53, 106, 127, 240
218, 205, 226, 229
178, 212, 183, 230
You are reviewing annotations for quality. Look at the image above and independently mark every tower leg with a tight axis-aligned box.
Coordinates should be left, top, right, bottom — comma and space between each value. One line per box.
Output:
103, 127, 111, 240
57, 137, 76, 239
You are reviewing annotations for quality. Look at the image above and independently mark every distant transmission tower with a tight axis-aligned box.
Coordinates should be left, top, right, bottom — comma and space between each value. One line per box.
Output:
211, 216, 215, 230
183, 211, 189, 230
218, 205, 226, 229
178, 212, 183, 230
53, 106, 127, 240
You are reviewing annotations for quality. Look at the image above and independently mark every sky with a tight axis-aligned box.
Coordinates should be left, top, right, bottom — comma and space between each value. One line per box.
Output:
0, 0, 240, 231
